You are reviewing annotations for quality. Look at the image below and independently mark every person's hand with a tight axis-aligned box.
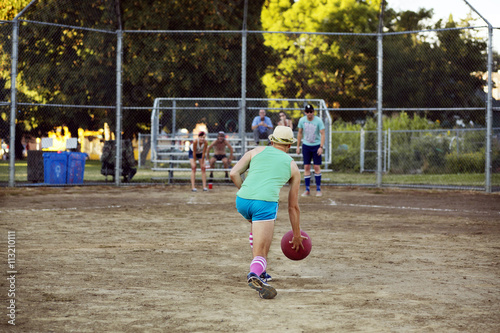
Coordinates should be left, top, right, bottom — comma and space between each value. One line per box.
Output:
290, 235, 308, 252
317, 147, 323, 155
296, 146, 301, 154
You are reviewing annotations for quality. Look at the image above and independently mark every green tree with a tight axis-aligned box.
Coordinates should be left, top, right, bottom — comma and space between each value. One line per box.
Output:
382, 10, 487, 125
261, 0, 380, 118
119, 0, 269, 135
3, 0, 270, 138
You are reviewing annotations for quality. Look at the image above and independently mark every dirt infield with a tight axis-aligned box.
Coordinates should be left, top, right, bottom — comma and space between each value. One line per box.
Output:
1, 185, 499, 332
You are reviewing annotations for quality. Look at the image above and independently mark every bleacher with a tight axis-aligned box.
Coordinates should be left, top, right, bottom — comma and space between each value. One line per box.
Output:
150, 133, 330, 183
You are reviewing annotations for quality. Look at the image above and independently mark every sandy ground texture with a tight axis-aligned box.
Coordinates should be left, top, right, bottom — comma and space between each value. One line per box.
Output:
0, 185, 499, 332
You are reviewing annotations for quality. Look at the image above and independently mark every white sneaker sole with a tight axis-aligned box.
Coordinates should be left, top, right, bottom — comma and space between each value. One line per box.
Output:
248, 276, 277, 299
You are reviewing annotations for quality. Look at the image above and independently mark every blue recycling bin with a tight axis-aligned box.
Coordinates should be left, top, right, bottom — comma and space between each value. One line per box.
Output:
67, 152, 86, 184
43, 152, 69, 185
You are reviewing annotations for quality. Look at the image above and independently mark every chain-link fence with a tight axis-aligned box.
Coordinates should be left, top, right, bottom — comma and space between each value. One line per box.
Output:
1, 1, 499, 191
1, 21, 12, 165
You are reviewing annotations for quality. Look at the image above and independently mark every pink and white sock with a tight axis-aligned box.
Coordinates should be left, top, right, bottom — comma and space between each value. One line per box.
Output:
249, 232, 253, 249
250, 256, 267, 277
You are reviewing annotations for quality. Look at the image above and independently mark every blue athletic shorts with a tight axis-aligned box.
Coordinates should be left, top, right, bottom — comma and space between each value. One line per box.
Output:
188, 149, 202, 159
302, 144, 322, 166
236, 196, 278, 222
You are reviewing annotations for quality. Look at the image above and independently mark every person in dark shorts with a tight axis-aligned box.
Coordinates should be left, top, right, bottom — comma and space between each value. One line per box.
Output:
189, 131, 208, 192
207, 131, 234, 180
296, 104, 325, 197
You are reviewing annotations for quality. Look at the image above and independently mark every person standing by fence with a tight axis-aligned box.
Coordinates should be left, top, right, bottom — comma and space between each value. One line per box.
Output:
189, 131, 208, 192
296, 104, 325, 197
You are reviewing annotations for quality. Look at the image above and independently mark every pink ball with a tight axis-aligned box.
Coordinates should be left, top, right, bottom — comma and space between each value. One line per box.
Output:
281, 230, 312, 260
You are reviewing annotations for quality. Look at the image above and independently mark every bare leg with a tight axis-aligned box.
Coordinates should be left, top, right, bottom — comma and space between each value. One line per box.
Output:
201, 165, 207, 189
313, 165, 321, 174
303, 164, 312, 177
190, 159, 196, 190
247, 220, 277, 299
251, 221, 274, 259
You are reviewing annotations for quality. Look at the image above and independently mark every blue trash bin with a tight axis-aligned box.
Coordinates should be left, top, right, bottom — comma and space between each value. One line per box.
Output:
43, 152, 69, 184
67, 152, 86, 184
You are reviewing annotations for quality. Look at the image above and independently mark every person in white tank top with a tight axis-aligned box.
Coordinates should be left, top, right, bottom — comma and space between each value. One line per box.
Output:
189, 131, 208, 192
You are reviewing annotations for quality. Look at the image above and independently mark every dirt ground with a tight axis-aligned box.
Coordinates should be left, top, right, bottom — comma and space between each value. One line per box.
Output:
1, 185, 499, 332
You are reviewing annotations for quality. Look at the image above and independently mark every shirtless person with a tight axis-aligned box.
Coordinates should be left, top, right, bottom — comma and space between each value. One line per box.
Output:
207, 131, 234, 180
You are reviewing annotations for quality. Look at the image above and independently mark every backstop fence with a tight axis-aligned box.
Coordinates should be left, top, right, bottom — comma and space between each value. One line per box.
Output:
0, 2, 499, 191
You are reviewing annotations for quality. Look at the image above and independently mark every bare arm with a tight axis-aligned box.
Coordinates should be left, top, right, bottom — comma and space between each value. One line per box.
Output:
229, 150, 252, 189
296, 128, 303, 154
201, 142, 208, 161
192, 140, 198, 163
206, 141, 215, 159
226, 141, 234, 160
288, 161, 306, 251
318, 128, 326, 155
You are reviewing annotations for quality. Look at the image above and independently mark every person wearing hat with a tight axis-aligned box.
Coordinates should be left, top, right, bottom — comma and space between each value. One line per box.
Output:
296, 104, 325, 197
230, 126, 307, 299
207, 131, 234, 180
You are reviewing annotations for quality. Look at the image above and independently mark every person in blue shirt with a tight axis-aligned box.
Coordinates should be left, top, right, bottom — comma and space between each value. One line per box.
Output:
297, 104, 325, 197
251, 109, 273, 145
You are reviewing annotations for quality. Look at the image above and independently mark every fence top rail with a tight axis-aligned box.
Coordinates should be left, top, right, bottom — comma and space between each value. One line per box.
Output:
19, 19, 116, 34
382, 107, 487, 111
332, 127, 498, 134
154, 97, 327, 103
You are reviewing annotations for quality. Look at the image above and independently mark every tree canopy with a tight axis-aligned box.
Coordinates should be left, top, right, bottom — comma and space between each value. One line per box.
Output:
0, 0, 491, 141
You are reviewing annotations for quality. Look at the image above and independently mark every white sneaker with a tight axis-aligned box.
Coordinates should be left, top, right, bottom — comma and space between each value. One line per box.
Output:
316, 191, 322, 197
301, 191, 310, 197
192, 188, 197, 192
203, 188, 208, 191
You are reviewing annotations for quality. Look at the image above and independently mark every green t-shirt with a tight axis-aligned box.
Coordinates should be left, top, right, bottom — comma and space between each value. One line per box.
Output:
297, 116, 325, 146
236, 146, 293, 202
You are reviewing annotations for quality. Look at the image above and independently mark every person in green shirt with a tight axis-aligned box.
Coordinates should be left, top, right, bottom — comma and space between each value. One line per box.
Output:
230, 126, 307, 299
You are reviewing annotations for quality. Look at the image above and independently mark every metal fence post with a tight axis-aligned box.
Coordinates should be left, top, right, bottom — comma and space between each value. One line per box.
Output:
387, 128, 391, 172
376, 32, 383, 187
360, 128, 365, 173
463, 0, 492, 192
485, 26, 493, 192
115, 30, 123, 185
239, 0, 248, 153
8, 19, 19, 187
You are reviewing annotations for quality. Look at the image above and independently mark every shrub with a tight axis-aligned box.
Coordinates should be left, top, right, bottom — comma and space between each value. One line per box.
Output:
445, 151, 485, 173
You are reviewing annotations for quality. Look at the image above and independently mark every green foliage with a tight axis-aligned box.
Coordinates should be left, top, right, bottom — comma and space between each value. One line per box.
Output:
1, 0, 270, 139
445, 151, 485, 174
261, 0, 380, 112
0, 1, 32, 20
382, 11, 486, 125
330, 112, 490, 174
